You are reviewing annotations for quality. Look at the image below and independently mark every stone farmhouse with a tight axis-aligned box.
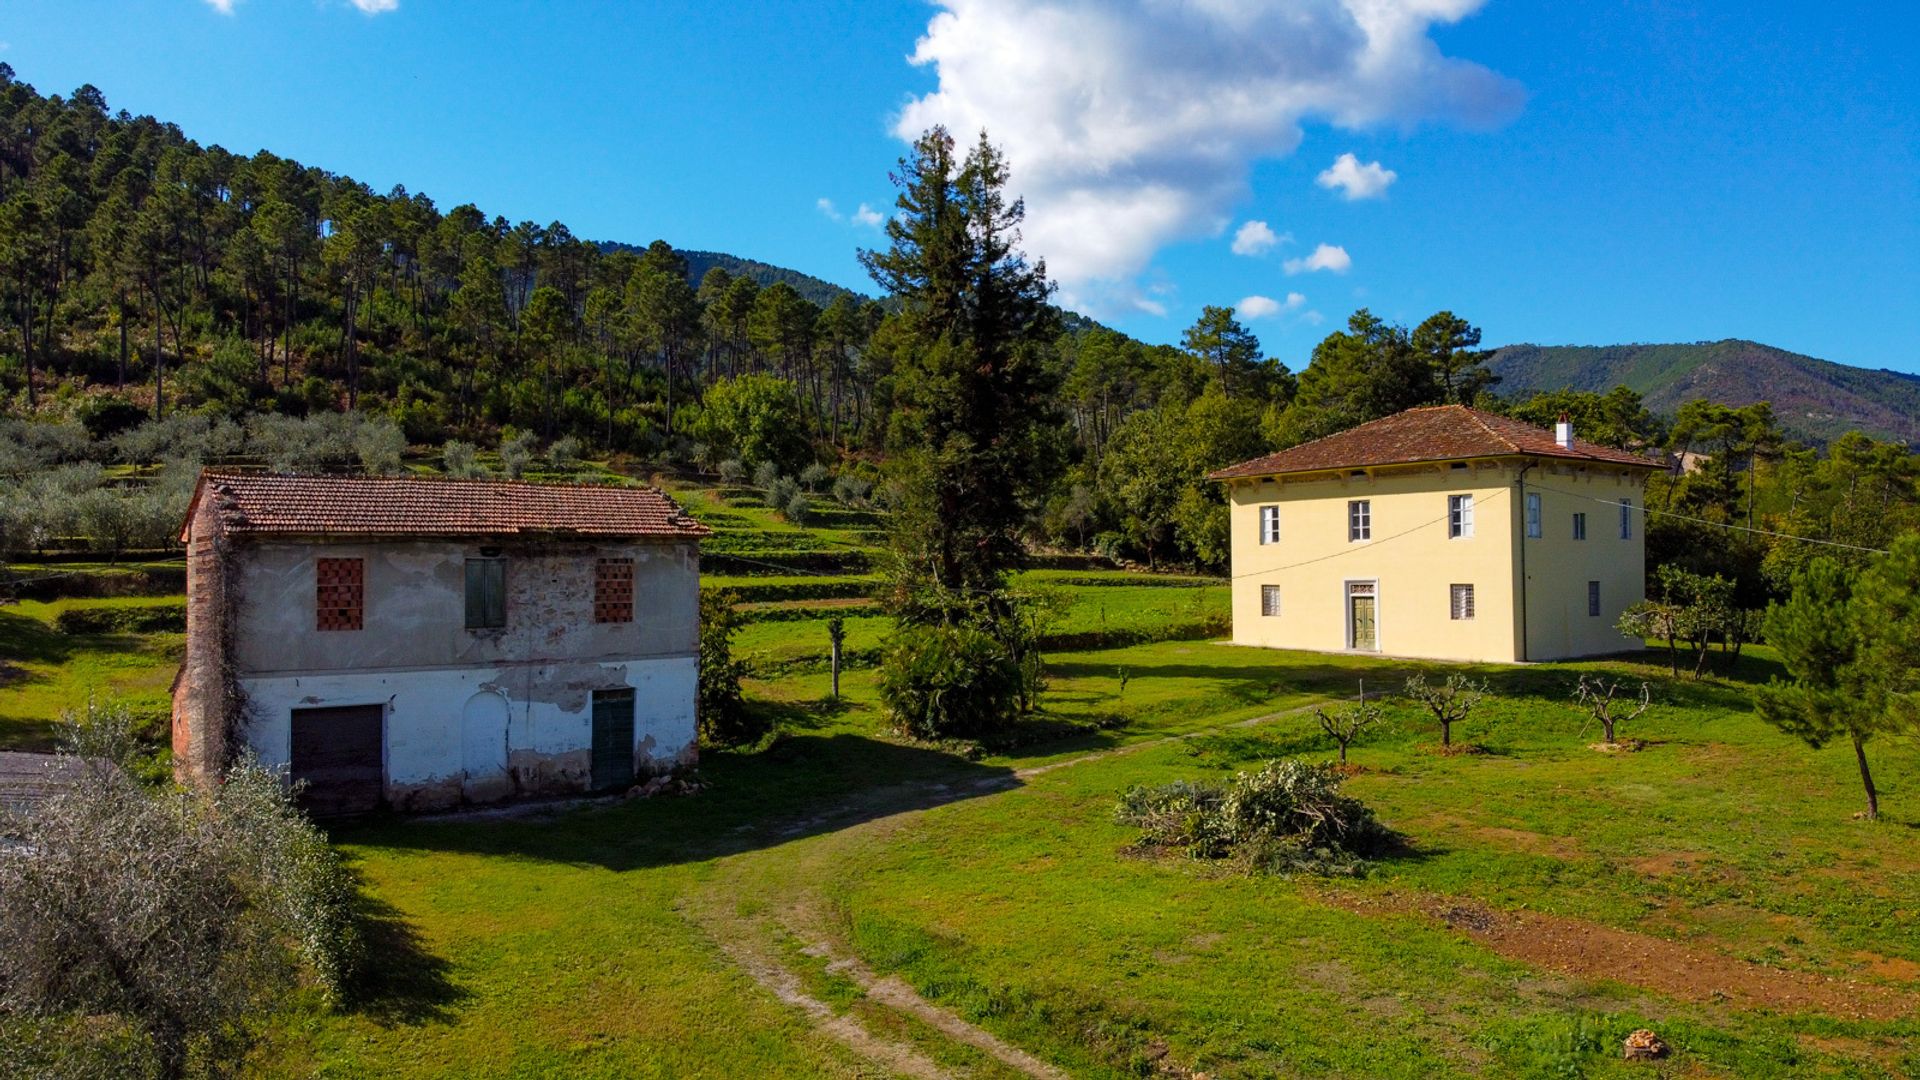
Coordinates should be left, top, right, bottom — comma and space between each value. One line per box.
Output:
1209, 405, 1662, 663
171, 472, 710, 814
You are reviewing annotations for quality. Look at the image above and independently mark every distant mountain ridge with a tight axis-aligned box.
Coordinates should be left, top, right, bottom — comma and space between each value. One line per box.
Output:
597, 242, 867, 309
1488, 339, 1920, 446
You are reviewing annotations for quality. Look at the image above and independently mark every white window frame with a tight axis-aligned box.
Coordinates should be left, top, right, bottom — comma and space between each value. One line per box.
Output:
1258, 505, 1280, 545
1260, 584, 1281, 617
1573, 512, 1587, 540
1525, 492, 1542, 539
1448, 494, 1475, 539
1588, 580, 1602, 617
1450, 583, 1476, 621
1619, 498, 1633, 539
1348, 499, 1371, 542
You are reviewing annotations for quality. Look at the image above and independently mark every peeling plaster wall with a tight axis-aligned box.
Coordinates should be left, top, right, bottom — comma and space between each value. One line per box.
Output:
239, 655, 696, 811
217, 536, 700, 810
230, 539, 698, 674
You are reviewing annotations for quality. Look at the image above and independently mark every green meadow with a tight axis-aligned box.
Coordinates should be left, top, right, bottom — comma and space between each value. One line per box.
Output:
5, 484, 1916, 1078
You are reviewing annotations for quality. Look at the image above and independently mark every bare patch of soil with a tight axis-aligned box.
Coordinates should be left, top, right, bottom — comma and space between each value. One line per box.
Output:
1472, 826, 1584, 861
1588, 739, 1651, 753
1314, 889, 1919, 1021
1854, 952, 1920, 983
1431, 743, 1488, 757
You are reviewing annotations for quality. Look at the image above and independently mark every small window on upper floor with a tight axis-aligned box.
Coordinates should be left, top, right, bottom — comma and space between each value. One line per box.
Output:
1348, 499, 1371, 542
594, 557, 635, 624
1525, 492, 1542, 539
1448, 494, 1474, 539
1258, 505, 1280, 545
1573, 512, 1587, 540
315, 557, 363, 631
465, 558, 507, 630
1619, 498, 1633, 539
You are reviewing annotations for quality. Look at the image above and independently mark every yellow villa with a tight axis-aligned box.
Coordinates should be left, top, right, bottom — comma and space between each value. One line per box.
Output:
1208, 405, 1663, 663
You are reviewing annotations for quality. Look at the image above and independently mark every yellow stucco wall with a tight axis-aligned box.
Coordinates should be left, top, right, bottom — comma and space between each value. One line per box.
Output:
1224, 458, 1648, 663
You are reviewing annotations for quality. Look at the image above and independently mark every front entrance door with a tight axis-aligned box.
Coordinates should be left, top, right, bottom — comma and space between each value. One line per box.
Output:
590, 688, 636, 792
1348, 581, 1379, 652
290, 705, 384, 816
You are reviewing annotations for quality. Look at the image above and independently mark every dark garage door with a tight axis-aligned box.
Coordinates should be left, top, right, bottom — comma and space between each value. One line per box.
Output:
290, 705, 384, 816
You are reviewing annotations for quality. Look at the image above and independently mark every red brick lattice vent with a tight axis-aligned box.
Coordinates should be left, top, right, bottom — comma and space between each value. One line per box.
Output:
594, 558, 634, 623
316, 557, 364, 631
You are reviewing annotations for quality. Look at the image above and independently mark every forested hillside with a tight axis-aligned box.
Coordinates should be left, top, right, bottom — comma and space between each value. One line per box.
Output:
0, 66, 1913, 596
1489, 340, 1920, 446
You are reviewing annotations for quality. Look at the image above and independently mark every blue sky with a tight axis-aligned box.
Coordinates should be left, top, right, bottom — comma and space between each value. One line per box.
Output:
3, 1, 1916, 373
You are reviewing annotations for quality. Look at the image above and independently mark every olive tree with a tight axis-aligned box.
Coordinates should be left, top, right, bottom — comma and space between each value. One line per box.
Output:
0, 704, 361, 1078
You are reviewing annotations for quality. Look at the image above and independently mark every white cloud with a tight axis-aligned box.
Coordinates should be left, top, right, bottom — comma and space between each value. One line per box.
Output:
348, 0, 399, 12
895, 0, 1520, 305
1235, 291, 1308, 320
816, 197, 842, 221
1231, 220, 1288, 257
1284, 243, 1351, 275
203, 0, 238, 12
1317, 152, 1397, 199
852, 203, 886, 228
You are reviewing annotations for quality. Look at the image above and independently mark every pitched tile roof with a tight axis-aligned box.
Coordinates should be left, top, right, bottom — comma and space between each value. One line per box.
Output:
1208, 405, 1662, 480
184, 471, 711, 541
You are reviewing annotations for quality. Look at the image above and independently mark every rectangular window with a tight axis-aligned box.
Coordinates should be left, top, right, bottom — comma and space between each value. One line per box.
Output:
1450, 583, 1475, 621
1573, 512, 1587, 540
1348, 499, 1371, 541
1258, 505, 1280, 545
1525, 492, 1542, 538
1588, 580, 1602, 617
1448, 494, 1474, 538
1260, 584, 1281, 617
1619, 498, 1633, 539
315, 557, 364, 631
594, 557, 635, 623
464, 558, 507, 629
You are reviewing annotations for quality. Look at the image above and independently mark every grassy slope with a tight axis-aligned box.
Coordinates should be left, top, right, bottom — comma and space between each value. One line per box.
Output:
274, 642, 1918, 1079
0, 597, 182, 750
1487, 340, 1920, 445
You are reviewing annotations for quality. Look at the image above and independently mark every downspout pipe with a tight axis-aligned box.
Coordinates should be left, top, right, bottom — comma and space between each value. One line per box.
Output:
1515, 460, 1535, 662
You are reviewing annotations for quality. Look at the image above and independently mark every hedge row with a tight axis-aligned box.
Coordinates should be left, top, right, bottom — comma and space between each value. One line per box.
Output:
702, 551, 875, 576
737, 601, 878, 624
741, 614, 1230, 678
55, 601, 188, 635
704, 577, 878, 603
7, 566, 186, 601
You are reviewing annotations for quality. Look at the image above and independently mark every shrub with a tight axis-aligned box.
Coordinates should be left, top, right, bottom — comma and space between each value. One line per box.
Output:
498, 430, 537, 478
831, 472, 872, 507
1314, 686, 1384, 764
752, 459, 782, 490
0, 703, 363, 1075
718, 458, 748, 484
546, 435, 582, 471
1116, 760, 1391, 876
876, 624, 1022, 741
442, 439, 483, 478
782, 491, 812, 525
799, 462, 831, 490
55, 602, 187, 635
765, 475, 799, 512
697, 590, 765, 748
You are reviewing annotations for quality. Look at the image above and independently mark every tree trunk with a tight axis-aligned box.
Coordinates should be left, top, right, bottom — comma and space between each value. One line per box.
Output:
117, 299, 128, 388
1853, 734, 1879, 820
1441, 720, 1452, 748
152, 294, 165, 419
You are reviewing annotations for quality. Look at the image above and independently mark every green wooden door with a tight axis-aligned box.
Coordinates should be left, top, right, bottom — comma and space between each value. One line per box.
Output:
1348, 583, 1378, 652
590, 689, 635, 791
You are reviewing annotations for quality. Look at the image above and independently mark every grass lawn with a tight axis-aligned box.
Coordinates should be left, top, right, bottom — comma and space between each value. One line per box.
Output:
0, 596, 182, 750
270, 636, 1918, 1079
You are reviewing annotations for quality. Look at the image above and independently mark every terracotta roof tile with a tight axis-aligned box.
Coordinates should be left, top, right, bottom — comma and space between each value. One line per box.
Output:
1208, 405, 1661, 480
185, 472, 711, 541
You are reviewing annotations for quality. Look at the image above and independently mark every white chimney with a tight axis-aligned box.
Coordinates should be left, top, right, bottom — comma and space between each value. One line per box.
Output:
1555, 413, 1574, 449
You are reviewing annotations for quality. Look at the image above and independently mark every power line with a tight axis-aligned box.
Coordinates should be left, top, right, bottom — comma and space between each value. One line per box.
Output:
1230, 487, 1510, 580
1525, 483, 1891, 556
